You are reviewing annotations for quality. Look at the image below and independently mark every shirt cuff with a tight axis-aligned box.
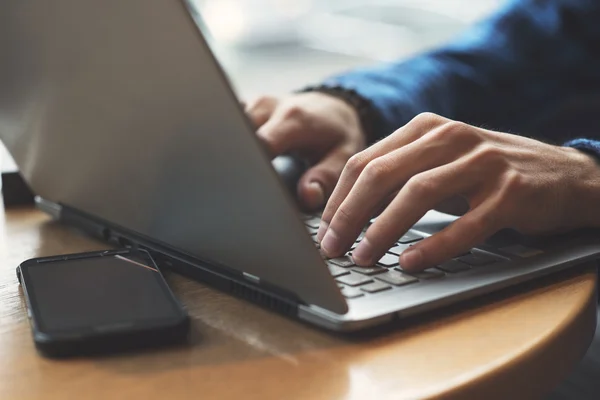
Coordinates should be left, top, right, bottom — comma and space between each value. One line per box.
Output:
564, 138, 600, 161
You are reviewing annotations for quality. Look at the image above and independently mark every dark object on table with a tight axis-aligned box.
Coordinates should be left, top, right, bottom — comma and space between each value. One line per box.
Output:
272, 155, 308, 197
17, 248, 190, 357
1, 172, 35, 207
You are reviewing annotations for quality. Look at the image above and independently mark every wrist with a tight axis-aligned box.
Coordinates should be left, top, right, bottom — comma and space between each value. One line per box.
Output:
304, 92, 367, 150
297, 85, 380, 144
567, 148, 600, 228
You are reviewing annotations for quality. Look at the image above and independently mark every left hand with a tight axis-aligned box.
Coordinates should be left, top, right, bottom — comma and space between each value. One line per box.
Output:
317, 113, 600, 271
245, 93, 367, 211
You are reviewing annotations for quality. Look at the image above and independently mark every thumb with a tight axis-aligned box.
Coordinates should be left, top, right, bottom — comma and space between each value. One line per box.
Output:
297, 149, 350, 210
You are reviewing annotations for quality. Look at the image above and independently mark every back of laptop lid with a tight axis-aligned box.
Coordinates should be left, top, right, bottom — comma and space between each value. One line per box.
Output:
0, 0, 347, 314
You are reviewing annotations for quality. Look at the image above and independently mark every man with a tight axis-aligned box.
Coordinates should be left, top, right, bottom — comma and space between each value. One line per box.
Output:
247, 0, 600, 271
246, 0, 600, 398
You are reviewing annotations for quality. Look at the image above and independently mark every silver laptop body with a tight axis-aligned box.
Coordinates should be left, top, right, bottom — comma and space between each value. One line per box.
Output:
1, 0, 599, 331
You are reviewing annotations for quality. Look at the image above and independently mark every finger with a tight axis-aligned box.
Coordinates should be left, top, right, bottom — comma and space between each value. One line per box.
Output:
399, 196, 506, 271
352, 157, 488, 266
246, 96, 278, 128
319, 134, 471, 258
297, 148, 351, 211
360, 112, 450, 161
257, 101, 337, 158
255, 112, 301, 157
318, 113, 449, 240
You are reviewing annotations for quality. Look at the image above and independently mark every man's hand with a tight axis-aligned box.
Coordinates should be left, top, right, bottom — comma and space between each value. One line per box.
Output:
317, 113, 600, 271
246, 93, 367, 210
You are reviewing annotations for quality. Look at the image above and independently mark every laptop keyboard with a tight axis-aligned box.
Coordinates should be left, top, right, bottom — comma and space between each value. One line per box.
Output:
302, 214, 504, 300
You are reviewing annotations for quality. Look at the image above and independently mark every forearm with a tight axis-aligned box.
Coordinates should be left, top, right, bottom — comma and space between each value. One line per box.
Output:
323, 0, 600, 141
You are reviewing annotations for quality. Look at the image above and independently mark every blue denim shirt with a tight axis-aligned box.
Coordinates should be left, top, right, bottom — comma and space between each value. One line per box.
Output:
324, 0, 600, 156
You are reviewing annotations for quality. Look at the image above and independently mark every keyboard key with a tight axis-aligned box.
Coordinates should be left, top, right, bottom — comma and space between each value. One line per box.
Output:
436, 260, 471, 273
341, 286, 364, 299
306, 226, 319, 235
378, 253, 399, 267
398, 231, 423, 244
388, 244, 410, 255
456, 252, 501, 266
352, 266, 387, 275
354, 231, 366, 243
328, 264, 351, 277
376, 270, 418, 286
361, 281, 392, 293
329, 256, 355, 268
305, 217, 322, 229
337, 273, 373, 287
407, 268, 445, 280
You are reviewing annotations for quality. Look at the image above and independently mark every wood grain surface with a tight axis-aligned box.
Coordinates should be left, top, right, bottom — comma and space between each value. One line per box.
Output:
0, 206, 597, 400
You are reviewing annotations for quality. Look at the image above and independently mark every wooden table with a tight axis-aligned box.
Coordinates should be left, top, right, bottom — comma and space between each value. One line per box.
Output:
0, 206, 597, 400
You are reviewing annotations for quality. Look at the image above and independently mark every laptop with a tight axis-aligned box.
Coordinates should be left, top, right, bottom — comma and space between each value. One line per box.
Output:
1, 0, 599, 331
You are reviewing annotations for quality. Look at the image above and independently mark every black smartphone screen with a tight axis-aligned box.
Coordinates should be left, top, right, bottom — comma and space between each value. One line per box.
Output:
23, 254, 182, 333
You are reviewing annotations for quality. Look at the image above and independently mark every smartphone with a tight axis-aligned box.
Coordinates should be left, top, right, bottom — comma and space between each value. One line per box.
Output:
17, 249, 190, 357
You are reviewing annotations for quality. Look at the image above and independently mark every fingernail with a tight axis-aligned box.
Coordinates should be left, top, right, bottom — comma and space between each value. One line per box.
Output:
321, 229, 342, 256
317, 220, 329, 242
307, 181, 325, 209
352, 238, 374, 266
400, 247, 423, 271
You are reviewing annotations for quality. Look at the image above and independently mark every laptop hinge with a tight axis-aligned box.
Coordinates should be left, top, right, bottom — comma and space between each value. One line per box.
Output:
53, 204, 303, 316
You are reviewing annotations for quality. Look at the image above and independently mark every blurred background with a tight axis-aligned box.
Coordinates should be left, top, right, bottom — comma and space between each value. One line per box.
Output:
190, 0, 502, 98
1, 0, 502, 173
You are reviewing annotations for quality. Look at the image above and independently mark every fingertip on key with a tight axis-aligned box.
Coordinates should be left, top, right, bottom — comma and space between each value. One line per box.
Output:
399, 247, 424, 271
303, 181, 325, 210
321, 228, 342, 256
317, 221, 329, 242
351, 238, 375, 266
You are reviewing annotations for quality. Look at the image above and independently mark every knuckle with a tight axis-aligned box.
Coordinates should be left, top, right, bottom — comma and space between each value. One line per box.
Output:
441, 121, 468, 137
422, 120, 475, 146
503, 170, 528, 193
249, 95, 275, 109
440, 121, 474, 142
362, 158, 394, 181
495, 172, 531, 218
471, 145, 507, 168
411, 112, 442, 126
345, 153, 370, 177
405, 176, 436, 198
281, 104, 306, 121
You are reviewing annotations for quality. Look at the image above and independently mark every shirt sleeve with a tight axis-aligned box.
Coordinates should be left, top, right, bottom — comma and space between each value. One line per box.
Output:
564, 138, 600, 161
323, 0, 600, 141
